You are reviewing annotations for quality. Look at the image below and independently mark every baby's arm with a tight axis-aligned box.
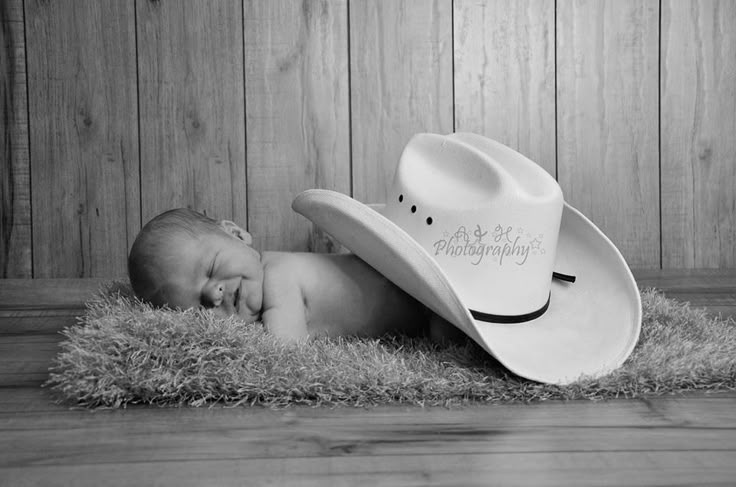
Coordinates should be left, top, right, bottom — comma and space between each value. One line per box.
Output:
260, 254, 309, 341
261, 297, 308, 341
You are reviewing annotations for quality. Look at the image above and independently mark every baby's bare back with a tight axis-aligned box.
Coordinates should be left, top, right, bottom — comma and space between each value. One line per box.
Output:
261, 252, 427, 340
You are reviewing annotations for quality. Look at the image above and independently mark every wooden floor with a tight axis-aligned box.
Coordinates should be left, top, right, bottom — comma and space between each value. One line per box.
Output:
1, 270, 735, 486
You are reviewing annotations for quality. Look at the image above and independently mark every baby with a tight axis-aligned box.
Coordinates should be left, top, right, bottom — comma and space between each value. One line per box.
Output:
128, 208, 458, 341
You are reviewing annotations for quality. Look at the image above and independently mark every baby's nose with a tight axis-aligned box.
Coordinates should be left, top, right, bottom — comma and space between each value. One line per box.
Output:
203, 283, 224, 306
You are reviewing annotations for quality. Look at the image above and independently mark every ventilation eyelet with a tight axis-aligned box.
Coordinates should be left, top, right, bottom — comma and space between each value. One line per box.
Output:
426, 217, 433, 225
411, 205, 416, 213
398, 194, 403, 203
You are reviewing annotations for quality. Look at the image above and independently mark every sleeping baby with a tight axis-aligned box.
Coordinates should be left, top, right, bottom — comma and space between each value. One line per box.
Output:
128, 208, 458, 342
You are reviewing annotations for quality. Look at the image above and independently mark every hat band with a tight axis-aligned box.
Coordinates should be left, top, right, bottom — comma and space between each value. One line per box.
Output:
552, 272, 576, 283
470, 293, 550, 324
469, 272, 576, 324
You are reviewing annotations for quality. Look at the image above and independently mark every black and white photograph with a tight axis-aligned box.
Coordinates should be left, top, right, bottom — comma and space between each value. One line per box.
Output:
1, 0, 735, 485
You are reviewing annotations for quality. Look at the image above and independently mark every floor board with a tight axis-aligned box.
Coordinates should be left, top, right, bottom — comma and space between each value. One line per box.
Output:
0, 272, 735, 485
4, 450, 736, 487
634, 269, 736, 320
1, 388, 735, 486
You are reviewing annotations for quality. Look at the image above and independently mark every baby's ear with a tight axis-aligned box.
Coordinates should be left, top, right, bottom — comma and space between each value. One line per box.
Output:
219, 220, 252, 245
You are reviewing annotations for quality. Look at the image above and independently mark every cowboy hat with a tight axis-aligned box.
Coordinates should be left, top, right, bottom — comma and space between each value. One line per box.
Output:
292, 133, 641, 384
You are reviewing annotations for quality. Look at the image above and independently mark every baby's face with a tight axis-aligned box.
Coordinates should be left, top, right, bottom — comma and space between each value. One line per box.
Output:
153, 223, 264, 323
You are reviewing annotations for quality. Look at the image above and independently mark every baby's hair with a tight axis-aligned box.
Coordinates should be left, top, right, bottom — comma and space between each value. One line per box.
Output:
128, 208, 222, 304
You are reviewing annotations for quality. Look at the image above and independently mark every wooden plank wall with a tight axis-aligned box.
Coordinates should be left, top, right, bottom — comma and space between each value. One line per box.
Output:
24, 0, 140, 278
661, 0, 736, 268
245, 0, 350, 252
556, 0, 660, 269
1, 0, 735, 278
0, 0, 31, 277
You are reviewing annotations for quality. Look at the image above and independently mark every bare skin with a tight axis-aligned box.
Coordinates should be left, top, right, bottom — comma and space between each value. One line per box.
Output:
145, 219, 439, 341
261, 251, 427, 339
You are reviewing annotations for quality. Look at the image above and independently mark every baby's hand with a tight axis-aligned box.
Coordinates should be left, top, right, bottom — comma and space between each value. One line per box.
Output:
262, 304, 309, 341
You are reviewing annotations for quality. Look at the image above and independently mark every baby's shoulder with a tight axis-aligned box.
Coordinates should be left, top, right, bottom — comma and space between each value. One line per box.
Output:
261, 251, 321, 290
262, 251, 364, 289
260, 252, 342, 311
263, 250, 350, 268
261, 251, 312, 274
261, 251, 298, 281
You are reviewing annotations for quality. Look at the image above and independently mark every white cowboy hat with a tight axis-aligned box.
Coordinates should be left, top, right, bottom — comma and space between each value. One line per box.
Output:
292, 133, 641, 384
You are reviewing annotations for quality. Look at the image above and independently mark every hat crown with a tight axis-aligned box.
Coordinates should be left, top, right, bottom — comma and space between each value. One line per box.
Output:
383, 133, 563, 318
397, 133, 560, 206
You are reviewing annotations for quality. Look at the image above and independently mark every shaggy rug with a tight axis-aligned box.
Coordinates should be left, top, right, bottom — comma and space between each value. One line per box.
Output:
45, 283, 736, 408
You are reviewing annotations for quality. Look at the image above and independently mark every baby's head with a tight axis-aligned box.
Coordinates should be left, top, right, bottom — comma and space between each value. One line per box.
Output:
128, 208, 263, 322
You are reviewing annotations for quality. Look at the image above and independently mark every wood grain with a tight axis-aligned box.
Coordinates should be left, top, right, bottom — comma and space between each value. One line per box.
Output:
0, 279, 104, 386
244, 0, 350, 252
633, 268, 736, 291
3, 451, 735, 487
4, 1, 736, 274
3, 395, 736, 459
454, 0, 556, 176
1, 389, 735, 486
2, 276, 736, 485
0, 278, 108, 308
634, 268, 736, 320
0, 334, 61, 386
24, 0, 139, 278
661, 0, 736, 268
136, 0, 246, 226
0, 0, 31, 277
0, 313, 83, 336
350, 0, 454, 204
556, 0, 660, 269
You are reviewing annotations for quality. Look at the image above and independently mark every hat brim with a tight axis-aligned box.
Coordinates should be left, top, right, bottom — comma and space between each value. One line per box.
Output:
292, 189, 641, 384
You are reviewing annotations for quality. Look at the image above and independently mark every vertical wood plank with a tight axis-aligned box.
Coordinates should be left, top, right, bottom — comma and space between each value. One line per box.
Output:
661, 0, 736, 268
137, 0, 246, 227
245, 0, 350, 252
454, 0, 556, 176
556, 0, 660, 268
350, 0, 453, 203
0, 0, 31, 277
25, 0, 139, 278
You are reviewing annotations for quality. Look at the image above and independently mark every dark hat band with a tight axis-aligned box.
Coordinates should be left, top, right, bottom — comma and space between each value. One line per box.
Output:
470, 272, 575, 324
